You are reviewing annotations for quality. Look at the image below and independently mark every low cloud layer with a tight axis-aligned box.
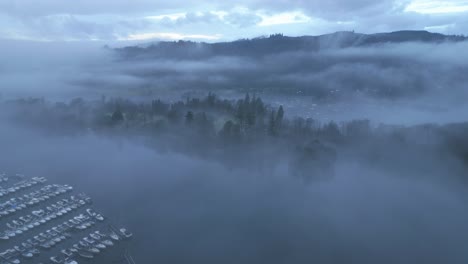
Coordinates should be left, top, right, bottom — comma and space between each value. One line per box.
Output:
111, 40, 468, 123
2, 38, 468, 124
1, 101, 468, 263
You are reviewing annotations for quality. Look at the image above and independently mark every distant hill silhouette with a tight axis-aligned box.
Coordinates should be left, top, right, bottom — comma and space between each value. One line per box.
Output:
116, 30, 467, 59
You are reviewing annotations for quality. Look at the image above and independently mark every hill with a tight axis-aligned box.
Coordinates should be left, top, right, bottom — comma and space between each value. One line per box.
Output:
116, 30, 467, 59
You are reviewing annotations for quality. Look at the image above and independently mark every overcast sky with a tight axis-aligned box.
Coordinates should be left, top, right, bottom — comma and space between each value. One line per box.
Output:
0, 0, 468, 42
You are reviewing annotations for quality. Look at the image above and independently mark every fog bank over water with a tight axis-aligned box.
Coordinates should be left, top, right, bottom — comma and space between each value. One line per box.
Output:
0, 41, 112, 99
267, 94, 468, 125
1, 111, 468, 263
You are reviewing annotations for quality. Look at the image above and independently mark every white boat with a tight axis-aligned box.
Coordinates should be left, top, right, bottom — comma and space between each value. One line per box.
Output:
50, 256, 63, 263
78, 251, 93, 259
96, 243, 106, 249
102, 239, 114, 246
87, 247, 100, 254
119, 228, 133, 239
21, 252, 33, 258
108, 230, 120, 241
83, 237, 94, 244
61, 249, 73, 257
64, 258, 78, 264
89, 233, 100, 240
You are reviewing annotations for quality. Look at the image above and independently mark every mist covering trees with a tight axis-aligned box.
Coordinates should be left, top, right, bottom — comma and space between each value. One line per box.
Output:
2, 93, 468, 183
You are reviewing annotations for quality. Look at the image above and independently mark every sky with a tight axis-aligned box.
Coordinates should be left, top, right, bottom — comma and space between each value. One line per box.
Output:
0, 0, 467, 42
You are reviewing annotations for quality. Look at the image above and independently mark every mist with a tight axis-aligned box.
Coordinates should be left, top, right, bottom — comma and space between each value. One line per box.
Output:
1, 103, 468, 263
2, 31, 468, 264
112, 40, 468, 124
3, 38, 468, 124
0, 40, 114, 99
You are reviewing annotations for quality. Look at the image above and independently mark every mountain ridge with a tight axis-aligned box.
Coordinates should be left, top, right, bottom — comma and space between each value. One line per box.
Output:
116, 30, 467, 59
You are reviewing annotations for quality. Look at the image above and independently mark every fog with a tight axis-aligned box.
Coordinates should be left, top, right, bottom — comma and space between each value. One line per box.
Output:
2, 39, 468, 124
1, 108, 468, 263
2, 36, 468, 263
0, 40, 113, 99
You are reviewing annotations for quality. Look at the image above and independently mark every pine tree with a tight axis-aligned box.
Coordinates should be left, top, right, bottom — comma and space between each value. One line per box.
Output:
276, 105, 284, 124
268, 110, 276, 136
244, 93, 251, 106
185, 111, 194, 124
111, 106, 124, 123
255, 97, 265, 117
247, 110, 256, 127
236, 101, 246, 127
221, 120, 234, 139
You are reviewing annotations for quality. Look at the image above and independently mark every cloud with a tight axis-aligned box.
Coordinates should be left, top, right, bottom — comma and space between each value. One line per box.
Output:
153, 12, 223, 27
222, 11, 263, 28
0, 13, 154, 41
257, 11, 312, 26
0, 0, 400, 18
405, 0, 468, 14
1, 1, 468, 42
122, 32, 223, 41
145, 10, 264, 29
229, 0, 408, 20
0, 9, 262, 41
0, 0, 195, 16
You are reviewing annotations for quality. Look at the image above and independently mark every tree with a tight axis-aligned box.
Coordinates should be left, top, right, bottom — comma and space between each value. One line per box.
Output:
70, 97, 84, 108
185, 111, 194, 124
254, 97, 266, 117
236, 101, 246, 126
151, 99, 169, 115
220, 120, 242, 143
220, 120, 234, 141
247, 109, 256, 127
195, 112, 215, 136
322, 121, 342, 142
268, 110, 276, 136
167, 108, 180, 124
276, 105, 284, 125
244, 93, 251, 106
206, 92, 216, 107
111, 107, 124, 123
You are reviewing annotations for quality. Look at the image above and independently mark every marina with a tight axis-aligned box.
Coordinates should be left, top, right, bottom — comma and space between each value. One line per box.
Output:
0, 173, 133, 264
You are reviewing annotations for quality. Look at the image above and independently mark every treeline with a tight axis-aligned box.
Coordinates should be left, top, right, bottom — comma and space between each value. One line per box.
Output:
3, 94, 468, 182
99, 93, 369, 145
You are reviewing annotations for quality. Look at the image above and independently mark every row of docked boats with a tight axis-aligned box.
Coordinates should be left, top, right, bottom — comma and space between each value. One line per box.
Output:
0, 207, 115, 264
0, 184, 73, 218
0, 173, 8, 184
0, 177, 46, 198
0, 194, 91, 240
0, 174, 134, 264
49, 227, 133, 263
